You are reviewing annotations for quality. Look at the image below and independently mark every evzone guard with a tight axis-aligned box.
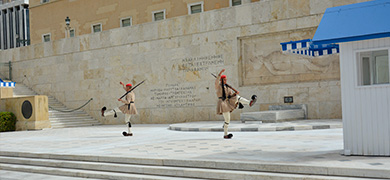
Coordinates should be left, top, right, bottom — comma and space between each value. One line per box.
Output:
101, 82, 138, 136
215, 69, 257, 139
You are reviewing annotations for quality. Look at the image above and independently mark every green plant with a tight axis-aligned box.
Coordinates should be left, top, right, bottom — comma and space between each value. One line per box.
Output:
0, 112, 16, 132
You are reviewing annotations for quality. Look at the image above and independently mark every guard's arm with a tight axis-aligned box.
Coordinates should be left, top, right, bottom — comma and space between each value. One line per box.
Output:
215, 69, 225, 89
120, 82, 127, 91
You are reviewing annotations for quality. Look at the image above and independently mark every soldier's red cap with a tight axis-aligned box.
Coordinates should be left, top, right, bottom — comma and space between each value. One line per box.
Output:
221, 75, 226, 79
126, 83, 132, 87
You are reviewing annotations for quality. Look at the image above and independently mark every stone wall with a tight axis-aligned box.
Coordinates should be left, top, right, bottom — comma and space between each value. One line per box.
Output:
0, 0, 368, 124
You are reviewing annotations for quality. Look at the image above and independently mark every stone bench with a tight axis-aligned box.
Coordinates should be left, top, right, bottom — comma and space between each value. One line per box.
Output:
241, 104, 307, 123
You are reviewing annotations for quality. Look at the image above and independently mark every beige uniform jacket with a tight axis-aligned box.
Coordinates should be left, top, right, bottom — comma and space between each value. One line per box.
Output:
119, 91, 138, 115
215, 74, 238, 115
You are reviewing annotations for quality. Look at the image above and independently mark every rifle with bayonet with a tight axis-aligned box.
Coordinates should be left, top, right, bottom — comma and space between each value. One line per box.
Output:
119, 80, 146, 99
211, 73, 239, 94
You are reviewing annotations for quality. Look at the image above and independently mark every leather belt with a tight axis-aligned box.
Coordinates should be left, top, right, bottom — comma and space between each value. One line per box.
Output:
127, 101, 134, 110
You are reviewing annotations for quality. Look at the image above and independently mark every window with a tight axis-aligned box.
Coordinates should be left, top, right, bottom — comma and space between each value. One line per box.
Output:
230, 0, 242, 6
42, 33, 50, 42
357, 49, 389, 86
121, 17, 132, 27
69, 29, 75, 37
92, 24, 102, 33
153, 10, 165, 21
188, 2, 203, 14
41, 0, 49, 3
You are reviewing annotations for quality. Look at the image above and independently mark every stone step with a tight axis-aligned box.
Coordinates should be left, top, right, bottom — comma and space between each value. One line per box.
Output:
241, 109, 305, 123
13, 93, 38, 96
50, 114, 95, 118
2, 152, 390, 179
50, 124, 101, 128
50, 121, 100, 126
50, 112, 92, 117
49, 111, 90, 117
49, 107, 78, 110
51, 125, 99, 129
50, 122, 101, 127
49, 108, 91, 113
49, 116, 93, 120
49, 111, 87, 114
0, 170, 103, 180
0, 155, 374, 180
50, 123, 101, 128
51, 120, 100, 126
13, 91, 37, 94
47, 102, 65, 105
0, 163, 198, 180
49, 116, 95, 120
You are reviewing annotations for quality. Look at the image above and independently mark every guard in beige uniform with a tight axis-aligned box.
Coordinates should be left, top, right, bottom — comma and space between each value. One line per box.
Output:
215, 69, 257, 139
101, 82, 138, 136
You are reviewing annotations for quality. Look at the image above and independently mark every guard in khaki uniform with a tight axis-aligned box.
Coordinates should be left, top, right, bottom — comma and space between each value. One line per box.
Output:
215, 69, 257, 139
101, 82, 138, 136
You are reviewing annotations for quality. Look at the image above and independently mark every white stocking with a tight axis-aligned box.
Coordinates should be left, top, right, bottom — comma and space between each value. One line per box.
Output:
125, 114, 132, 133
237, 95, 250, 105
104, 107, 120, 117
222, 112, 230, 136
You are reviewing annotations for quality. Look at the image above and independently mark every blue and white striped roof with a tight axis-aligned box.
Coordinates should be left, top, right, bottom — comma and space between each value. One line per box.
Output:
280, 39, 339, 57
312, 0, 390, 45
0, 78, 15, 88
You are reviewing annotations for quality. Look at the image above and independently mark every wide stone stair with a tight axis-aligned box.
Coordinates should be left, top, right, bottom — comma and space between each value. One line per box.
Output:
13, 84, 101, 128
0, 151, 385, 180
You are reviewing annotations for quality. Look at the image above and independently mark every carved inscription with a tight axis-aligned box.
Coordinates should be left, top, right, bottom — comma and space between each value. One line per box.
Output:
150, 84, 201, 108
178, 54, 224, 72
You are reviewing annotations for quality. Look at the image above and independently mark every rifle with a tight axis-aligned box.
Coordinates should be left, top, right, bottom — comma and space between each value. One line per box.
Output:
119, 80, 146, 99
211, 73, 239, 94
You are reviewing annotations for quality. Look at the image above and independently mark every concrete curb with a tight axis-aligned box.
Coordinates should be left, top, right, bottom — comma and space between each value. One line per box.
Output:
168, 120, 343, 132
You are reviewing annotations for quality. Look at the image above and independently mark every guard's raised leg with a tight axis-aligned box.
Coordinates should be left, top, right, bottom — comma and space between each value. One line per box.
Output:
250, 95, 257, 107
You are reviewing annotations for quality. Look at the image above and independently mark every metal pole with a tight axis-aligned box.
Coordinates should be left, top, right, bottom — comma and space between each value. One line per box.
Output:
8, 61, 12, 80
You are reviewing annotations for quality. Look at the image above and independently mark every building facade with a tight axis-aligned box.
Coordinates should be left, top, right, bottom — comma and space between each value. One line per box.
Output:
0, 0, 30, 50
28, 0, 256, 45
0, 0, 369, 125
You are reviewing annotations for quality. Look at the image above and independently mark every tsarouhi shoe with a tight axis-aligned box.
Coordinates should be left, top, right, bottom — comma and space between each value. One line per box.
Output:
250, 95, 257, 107
122, 131, 133, 136
224, 134, 233, 139
101, 107, 106, 117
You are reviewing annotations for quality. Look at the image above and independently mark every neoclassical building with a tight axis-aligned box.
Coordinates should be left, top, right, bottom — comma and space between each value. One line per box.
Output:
0, 0, 30, 50
28, 0, 256, 44
0, 0, 369, 125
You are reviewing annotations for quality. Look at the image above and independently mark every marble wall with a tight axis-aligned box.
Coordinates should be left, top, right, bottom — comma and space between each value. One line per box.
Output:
0, 0, 368, 124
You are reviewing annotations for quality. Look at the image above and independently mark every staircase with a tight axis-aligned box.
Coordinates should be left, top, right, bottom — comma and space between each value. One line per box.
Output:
13, 84, 101, 128
0, 151, 385, 180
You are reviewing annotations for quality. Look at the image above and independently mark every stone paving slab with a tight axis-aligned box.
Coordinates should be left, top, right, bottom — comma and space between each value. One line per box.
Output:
0, 123, 389, 179
169, 119, 342, 132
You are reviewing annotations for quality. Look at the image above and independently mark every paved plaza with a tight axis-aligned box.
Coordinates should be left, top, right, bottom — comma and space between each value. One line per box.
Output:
0, 120, 389, 179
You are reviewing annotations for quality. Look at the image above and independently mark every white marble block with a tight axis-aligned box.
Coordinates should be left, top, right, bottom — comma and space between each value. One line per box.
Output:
241, 109, 305, 123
